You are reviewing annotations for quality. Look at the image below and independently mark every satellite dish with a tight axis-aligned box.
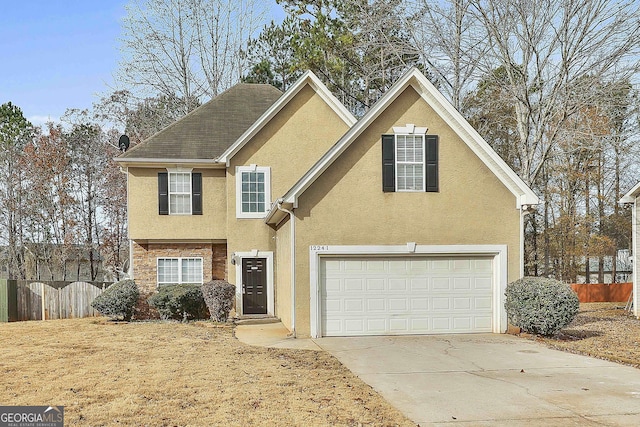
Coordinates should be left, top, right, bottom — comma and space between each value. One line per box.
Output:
119, 135, 130, 152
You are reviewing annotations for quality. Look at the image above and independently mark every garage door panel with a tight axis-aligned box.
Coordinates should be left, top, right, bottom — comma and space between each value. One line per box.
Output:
344, 278, 364, 291
432, 277, 452, 290
411, 278, 428, 290
321, 256, 494, 336
366, 278, 385, 291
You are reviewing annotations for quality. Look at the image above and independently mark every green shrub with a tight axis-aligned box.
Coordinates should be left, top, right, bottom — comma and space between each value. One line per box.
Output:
148, 284, 208, 321
201, 280, 236, 322
91, 279, 139, 321
505, 276, 579, 336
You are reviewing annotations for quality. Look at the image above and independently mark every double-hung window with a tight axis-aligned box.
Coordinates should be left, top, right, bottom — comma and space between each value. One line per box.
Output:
169, 172, 192, 214
157, 257, 203, 286
382, 124, 438, 193
396, 134, 425, 191
158, 169, 202, 215
236, 165, 271, 218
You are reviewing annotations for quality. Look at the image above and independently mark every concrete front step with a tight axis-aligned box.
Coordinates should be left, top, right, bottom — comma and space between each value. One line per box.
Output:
234, 316, 280, 326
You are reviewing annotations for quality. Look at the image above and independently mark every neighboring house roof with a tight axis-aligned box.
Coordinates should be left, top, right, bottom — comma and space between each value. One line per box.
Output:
620, 181, 640, 203
216, 71, 357, 165
268, 67, 539, 221
116, 83, 282, 163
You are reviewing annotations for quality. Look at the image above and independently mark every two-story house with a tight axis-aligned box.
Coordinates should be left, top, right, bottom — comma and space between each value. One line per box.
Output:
116, 68, 538, 338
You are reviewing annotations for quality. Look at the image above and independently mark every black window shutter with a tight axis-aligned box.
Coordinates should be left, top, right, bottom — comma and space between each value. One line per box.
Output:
382, 134, 395, 192
158, 172, 169, 215
425, 135, 439, 192
192, 172, 202, 215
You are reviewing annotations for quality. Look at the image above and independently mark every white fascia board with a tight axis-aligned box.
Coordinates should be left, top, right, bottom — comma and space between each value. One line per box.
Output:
283, 67, 538, 208
410, 72, 539, 208
620, 181, 640, 204
282, 70, 414, 206
216, 71, 356, 166
114, 157, 224, 168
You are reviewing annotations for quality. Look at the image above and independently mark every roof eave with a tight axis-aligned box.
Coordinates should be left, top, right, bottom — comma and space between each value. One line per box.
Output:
279, 67, 539, 210
620, 181, 640, 204
114, 157, 225, 168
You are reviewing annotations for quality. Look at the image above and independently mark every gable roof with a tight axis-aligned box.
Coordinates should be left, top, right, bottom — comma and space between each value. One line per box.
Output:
620, 181, 640, 203
270, 67, 538, 219
116, 83, 282, 164
216, 71, 357, 165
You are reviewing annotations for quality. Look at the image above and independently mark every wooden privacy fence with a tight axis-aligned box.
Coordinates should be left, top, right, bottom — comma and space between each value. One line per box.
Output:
0, 279, 113, 322
570, 282, 633, 303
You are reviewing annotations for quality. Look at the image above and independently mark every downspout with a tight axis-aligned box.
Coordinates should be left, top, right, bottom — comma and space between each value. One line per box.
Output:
277, 200, 296, 338
121, 166, 133, 281
520, 205, 527, 278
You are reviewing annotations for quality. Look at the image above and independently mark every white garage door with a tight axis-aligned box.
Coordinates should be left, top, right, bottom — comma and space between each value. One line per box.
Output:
320, 256, 494, 336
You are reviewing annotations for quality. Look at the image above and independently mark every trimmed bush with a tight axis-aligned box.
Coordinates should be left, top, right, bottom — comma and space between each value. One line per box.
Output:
91, 279, 139, 321
505, 276, 579, 336
148, 284, 208, 321
201, 280, 236, 322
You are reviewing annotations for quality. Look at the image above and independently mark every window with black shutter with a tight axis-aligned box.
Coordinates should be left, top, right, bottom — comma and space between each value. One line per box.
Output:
158, 172, 169, 215
192, 173, 202, 215
158, 171, 203, 215
381, 133, 439, 193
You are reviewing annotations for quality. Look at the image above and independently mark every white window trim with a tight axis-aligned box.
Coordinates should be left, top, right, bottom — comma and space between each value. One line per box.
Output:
233, 250, 274, 316
392, 124, 429, 193
167, 167, 193, 215
395, 133, 426, 192
308, 244, 508, 338
236, 165, 271, 219
156, 257, 203, 287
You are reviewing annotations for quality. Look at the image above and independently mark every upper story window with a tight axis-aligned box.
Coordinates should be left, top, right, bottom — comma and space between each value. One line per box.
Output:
396, 134, 425, 191
157, 257, 203, 286
236, 165, 271, 218
382, 124, 438, 193
169, 172, 192, 214
158, 169, 202, 215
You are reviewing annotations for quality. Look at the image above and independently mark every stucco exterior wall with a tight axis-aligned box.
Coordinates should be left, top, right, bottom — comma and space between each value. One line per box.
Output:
291, 86, 522, 337
275, 217, 292, 328
225, 84, 351, 286
128, 167, 227, 241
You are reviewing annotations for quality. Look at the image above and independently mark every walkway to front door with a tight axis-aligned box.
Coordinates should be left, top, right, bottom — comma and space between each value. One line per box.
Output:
242, 258, 267, 314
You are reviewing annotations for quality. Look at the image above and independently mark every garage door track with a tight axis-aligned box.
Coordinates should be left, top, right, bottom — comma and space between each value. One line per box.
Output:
315, 334, 640, 426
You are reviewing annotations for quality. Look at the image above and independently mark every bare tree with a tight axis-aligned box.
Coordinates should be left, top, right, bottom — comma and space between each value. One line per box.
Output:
118, 0, 267, 115
468, 0, 640, 187
405, 0, 487, 110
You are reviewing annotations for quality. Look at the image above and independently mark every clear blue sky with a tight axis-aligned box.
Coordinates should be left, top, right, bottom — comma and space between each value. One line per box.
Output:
0, 1, 284, 127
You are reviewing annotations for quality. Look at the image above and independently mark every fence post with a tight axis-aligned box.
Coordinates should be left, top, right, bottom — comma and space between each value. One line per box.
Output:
41, 282, 46, 321
0, 279, 7, 322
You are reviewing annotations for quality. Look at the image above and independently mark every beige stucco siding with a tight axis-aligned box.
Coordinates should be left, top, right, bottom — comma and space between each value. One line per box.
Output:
226, 84, 351, 286
291, 86, 521, 337
275, 218, 292, 328
128, 167, 226, 240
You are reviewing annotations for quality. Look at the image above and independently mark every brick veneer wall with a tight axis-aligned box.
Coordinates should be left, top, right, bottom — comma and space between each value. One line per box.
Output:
132, 241, 228, 295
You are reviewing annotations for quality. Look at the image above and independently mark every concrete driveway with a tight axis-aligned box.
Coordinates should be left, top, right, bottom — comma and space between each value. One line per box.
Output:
315, 334, 640, 426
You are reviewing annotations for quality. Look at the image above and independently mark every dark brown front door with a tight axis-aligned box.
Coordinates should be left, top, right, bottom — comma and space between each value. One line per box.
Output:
242, 258, 267, 314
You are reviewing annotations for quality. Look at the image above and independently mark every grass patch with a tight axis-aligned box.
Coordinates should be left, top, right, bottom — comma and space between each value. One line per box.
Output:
0, 318, 414, 426
531, 303, 640, 368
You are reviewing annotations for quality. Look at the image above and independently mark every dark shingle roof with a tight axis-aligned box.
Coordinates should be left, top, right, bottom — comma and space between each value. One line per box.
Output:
119, 84, 282, 160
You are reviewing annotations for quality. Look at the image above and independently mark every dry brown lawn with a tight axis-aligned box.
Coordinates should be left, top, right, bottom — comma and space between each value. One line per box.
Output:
529, 303, 640, 368
0, 318, 415, 426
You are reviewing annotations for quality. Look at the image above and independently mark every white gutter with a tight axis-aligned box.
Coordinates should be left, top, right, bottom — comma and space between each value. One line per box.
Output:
276, 200, 296, 338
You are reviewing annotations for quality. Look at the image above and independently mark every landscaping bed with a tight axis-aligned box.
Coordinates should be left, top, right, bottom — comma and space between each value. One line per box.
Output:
528, 302, 640, 368
0, 318, 414, 426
